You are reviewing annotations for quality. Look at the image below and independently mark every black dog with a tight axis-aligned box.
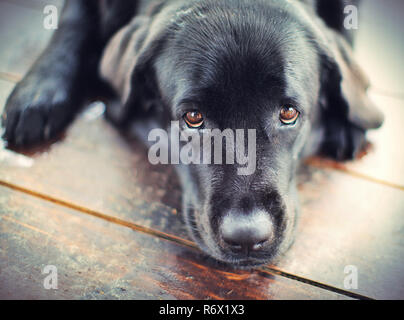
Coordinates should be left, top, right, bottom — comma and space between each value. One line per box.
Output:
1, 0, 384, 267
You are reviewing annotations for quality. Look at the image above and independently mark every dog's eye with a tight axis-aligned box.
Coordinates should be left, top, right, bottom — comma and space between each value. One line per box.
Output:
279, 106, 299, 125
184, 111, 204, 128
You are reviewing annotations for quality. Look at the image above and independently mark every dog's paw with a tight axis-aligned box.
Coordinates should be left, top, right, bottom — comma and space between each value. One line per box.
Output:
1, 78, 77, 148
322, 120, 367, 161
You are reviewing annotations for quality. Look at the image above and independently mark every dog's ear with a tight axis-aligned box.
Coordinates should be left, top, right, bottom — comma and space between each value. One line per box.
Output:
319, 33, 384, 130
100, 15, 166, 125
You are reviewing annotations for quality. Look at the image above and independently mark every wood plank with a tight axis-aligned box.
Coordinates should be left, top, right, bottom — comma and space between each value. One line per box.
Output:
0, 78, 186, 233
0, 185, 348, 300
276, 167, 404, 300
0, 75, 182, 204
0, 1, 62, 79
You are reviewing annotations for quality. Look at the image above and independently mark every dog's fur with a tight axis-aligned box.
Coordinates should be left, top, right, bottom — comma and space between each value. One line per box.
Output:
1, 0, 384, 267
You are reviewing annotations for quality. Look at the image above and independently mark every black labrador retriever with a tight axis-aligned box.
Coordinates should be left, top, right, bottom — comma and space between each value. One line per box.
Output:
1, 0, 384, 267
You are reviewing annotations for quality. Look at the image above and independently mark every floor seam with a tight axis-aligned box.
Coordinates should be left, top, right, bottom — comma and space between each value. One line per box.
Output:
305, 159, 404, 191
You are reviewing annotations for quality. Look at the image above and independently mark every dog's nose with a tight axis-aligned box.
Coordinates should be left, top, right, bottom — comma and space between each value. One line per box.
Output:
220, 210, 273, 253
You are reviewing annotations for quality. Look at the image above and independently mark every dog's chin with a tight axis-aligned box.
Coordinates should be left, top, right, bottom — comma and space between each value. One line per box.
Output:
217, 244, 281, 269
219, 256, 276, 269
200, 248, 278, 269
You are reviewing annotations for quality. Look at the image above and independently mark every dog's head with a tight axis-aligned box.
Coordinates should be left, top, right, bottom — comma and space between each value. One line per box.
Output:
101, 0, 383, 267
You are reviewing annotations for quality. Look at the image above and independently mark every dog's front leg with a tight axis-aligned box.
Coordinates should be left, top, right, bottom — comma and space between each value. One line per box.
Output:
1, 0, 104, 147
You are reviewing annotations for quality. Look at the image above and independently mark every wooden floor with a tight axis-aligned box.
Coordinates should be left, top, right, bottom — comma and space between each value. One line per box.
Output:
0, 0, 403, 300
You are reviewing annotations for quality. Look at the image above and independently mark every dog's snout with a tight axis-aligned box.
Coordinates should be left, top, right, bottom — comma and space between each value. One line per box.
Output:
220, 211, 273, 253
